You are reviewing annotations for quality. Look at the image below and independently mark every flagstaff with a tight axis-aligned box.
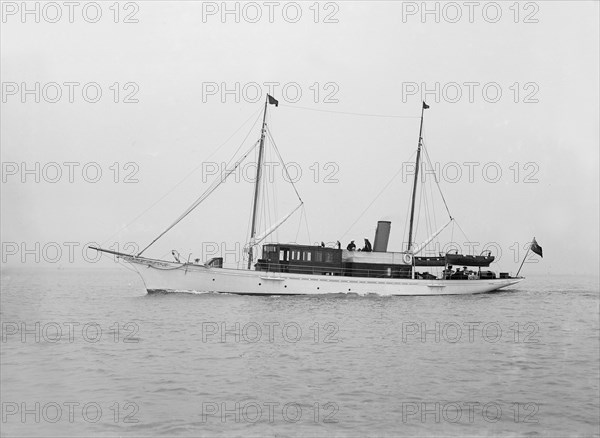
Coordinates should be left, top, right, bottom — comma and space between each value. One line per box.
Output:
516, 237, 543, 277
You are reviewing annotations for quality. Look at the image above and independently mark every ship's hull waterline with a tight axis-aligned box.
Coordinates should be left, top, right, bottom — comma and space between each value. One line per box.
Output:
122, 256, 523, 296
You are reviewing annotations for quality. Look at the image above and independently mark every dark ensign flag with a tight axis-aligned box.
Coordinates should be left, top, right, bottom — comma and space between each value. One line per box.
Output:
267, 94, 279, 107
531, 238, 543, 258
423, 101, 430, 109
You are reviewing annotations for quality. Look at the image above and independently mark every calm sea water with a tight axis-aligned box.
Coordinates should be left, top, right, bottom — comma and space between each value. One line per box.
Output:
1, 266, 598, 437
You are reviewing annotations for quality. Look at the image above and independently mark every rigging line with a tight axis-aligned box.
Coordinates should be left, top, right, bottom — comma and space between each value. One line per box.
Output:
419, 130, 432, 240
101, 107, 263, 247
303, 204, 312, 244
422, 174, 436, 252
422, 152, 437, 244
210, 110, 267, 196
245, 182, 255, 249
266, 128, 303, 203
279, 104, 421, 119
201, 136, 262, 201
100, 252, 138, 275
251, 134, 264, 241
138, 140, 260, 256
423, 182, 431, 249
422, 142, 452, 220
402, 189, 412, 250
269, 142, 279, 239
263, 146, 272, 240
262, 147, 273, 242
402, 150, 417, 249
453, 219, 472, 252
245, 141, 261, 249
426, 182, 436, 250
424, 177, 431, 241
294, 207, 303, 243
339, 163, 407, 242
414, 175, 425, 247
159, 250, 172, 261
420, 131, 441, 251
257, 147, 265, 239
265, 147, 271, 240
414, 159, 428, 248
257, 111, 269, 239
427, 157, 438, 238
270, 146, 279, 242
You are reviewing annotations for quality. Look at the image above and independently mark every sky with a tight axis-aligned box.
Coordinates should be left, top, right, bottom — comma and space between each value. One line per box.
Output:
1, 0, 599, 277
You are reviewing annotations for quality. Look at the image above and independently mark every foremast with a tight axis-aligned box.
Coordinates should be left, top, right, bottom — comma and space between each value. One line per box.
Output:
247, 97, 269, 269
247, 94, 284, 269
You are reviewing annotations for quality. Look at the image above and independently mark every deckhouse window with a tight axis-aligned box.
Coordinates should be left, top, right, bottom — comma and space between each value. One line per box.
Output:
264, 245, 277, 258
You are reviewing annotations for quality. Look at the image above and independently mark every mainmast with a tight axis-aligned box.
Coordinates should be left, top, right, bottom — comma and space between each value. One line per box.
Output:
407, 101, 429, 252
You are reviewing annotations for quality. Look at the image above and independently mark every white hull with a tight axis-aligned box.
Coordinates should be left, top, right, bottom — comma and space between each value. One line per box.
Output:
122, 256, 523, 296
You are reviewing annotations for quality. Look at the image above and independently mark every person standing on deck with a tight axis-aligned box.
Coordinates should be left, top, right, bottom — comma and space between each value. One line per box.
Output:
363, 239, 372, 252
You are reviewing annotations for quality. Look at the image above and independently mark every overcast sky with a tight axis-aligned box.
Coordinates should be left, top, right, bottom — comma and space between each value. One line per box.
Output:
1, 1, 598, 276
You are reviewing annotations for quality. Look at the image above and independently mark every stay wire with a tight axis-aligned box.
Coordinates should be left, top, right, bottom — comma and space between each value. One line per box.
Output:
266, 128, 303, 203
101, 107, 263, 247
339, 152, 415, 243
280, 104, 421, 119
422, 141, 452, 220
138, 139, 260, 256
